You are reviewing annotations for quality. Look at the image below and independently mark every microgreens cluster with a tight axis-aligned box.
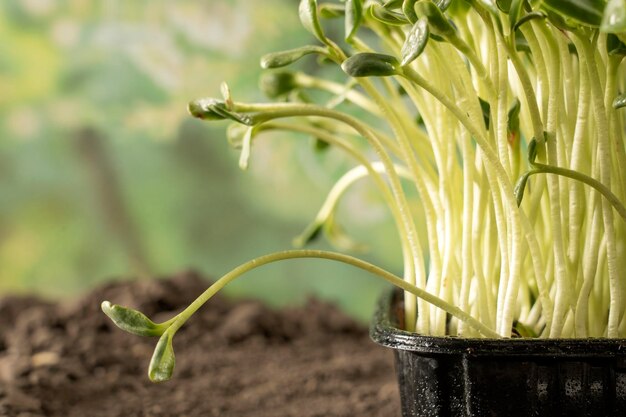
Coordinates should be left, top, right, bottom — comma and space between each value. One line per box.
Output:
103, 0, 626, 382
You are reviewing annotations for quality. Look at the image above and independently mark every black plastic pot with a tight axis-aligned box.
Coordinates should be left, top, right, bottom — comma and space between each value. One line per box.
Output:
370, 289, 626, 417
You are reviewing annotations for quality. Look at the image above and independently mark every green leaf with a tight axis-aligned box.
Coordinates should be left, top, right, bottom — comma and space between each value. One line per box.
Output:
542, 8, 581, 30
414, 1, 456, 38
293, 221, 323, 247
512, 321, 537, 337
497, 0, 514, 12
299, 0, 327, 43
507, 98, 521, 144
220, 82, 233, 110
345, 0, 364, 41
513, 171, 532, 206
341, 53, 401, 77
148, 332, 176, 383
238, 126, 254, 170
601, 0, 626, 32
203, 101, 254, 125
314, 138, 331, 151
260, 71, 298, 98
260, 46, 328, 69
188, 99, 228, 121
101, 301, 166, 337
540, 0, 606, 28
188, 98, 253, 125
479, 97, 491, 129
613, 93, 626, 109
401, 17, 430, 66
226, 123, 248, 149
508, 0, 524, 28
403, 0, 418, 23
527, 137, 538, 164
370, 3, 410, 25
323, 213, 368, 252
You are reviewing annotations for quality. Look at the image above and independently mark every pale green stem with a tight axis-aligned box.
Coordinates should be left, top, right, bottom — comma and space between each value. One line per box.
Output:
402, 66, 524, 337
237, 101, 424, 332
530, 22, 571, 338
574, 34, 621, 338
166, 250, 499, 338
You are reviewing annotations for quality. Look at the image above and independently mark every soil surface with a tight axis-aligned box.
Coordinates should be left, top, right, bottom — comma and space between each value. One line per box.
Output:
0, 272, 400, 416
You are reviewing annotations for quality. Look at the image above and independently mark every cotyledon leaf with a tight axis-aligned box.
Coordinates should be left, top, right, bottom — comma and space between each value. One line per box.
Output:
345, 0, 363, 41
401, 17, 430, 66
342, 53, 401, 77
601, 0, 626, 33
148, 332, 176, 383
101, 301, 166, 337
260, 45, 328, 69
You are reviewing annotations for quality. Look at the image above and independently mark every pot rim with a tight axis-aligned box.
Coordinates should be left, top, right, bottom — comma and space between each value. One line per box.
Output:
370, 288, 626, 356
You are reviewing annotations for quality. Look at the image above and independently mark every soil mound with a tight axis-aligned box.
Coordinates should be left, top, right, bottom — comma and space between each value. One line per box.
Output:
0, 272, 400, 416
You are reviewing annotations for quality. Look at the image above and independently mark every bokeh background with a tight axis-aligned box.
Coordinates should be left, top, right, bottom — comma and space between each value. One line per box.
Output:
0, 0, 403, 320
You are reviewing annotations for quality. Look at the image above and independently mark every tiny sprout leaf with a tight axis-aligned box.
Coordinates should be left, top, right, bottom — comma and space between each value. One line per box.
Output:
238, 126, 254, 170
323, 213, 368, 252
613, 93, 626, 109
148, 332, 175, 383
260, 71, 298, 98
101, 301, 165, 337
601, 0, 626, 33
508, 0, 524, 28
370, 3, 410, 26
413, 1, 456, 38
227, 123, 247, 149
299, 0, 327, 43
314, 137, 330, 152
342, 53, 400, 77
260, 46, 328, 69
513, 171, 532, 206
204, 101, 254, 126
401, 17, 430, 66
540, 0, 604, 28
496, 0, 514, 13
345, 0, 363, 42
527, 137, 538, 164
478, 97, 491, 129
507, 98, 521, 145
220, 82, 233, 110
293, 221, 323, 247
403, 0, 418, 23
512, 321, 537, 338
188, 99, 228, 121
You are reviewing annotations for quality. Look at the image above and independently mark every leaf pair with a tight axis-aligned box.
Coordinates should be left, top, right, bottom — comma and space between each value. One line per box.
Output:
101, 301, 176, 382
187, 98, 253, 126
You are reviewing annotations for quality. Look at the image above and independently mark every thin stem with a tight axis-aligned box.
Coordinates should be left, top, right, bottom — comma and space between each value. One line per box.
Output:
524, 165, 626, 222
166, 249, 500, 338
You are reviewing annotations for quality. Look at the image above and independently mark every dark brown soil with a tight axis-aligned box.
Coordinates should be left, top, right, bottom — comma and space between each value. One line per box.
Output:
0, 272, 400, 416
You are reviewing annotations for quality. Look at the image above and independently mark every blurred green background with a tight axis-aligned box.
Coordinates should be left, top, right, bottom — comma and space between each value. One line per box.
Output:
0, 0, 403, 321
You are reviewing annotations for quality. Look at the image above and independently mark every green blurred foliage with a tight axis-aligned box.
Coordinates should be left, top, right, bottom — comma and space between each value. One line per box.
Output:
0, 0, 399, 321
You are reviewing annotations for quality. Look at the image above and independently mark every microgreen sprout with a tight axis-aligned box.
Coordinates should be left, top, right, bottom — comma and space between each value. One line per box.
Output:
104, 0, 626, 382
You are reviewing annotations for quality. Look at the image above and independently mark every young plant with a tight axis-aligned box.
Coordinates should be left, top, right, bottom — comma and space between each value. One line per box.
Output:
103, 0, 626, 382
